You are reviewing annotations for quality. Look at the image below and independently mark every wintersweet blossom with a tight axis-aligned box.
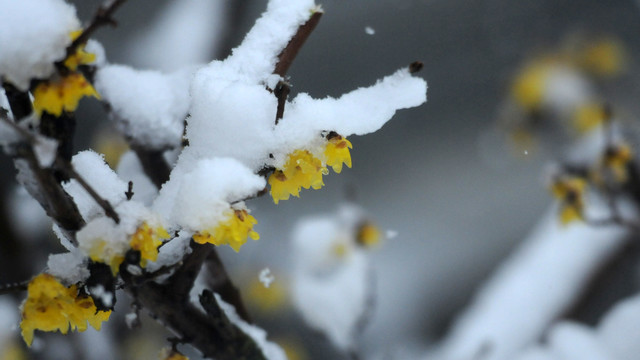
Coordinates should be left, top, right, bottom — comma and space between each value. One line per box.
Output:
324, 134, 352, 174
32, 73, 99, 116
20, 274, 111, 346
549, 176, 587, 225
129, 223, 170, 266
193, 209, 259, 252
600, 143, 633, 183
356, 222, 381, 248
572, 102, 608, 134
63, 31, 96, 71
269, 150, 327, 204
32, 31, 99, 117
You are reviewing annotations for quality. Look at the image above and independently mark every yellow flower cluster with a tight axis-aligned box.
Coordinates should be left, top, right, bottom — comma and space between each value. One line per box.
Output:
549, 176, 587, 225
269, 135, 353, 204
130, 223, 171, 267
193, 209, 259, 252
20, 274, 111, 346
32, 31, 99, 117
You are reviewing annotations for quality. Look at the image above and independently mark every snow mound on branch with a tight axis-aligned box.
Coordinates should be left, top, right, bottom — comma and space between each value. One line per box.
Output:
95, 65, 193, 149
0, 0, 80, 90
63, 150, 128, 222
153, 157, 265, 232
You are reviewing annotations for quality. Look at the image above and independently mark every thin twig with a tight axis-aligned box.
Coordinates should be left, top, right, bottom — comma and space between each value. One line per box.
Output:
55, 159, 120, 224
63, 0, 128, 61
273, 10, 323, 77
0, 280, 29, 295
274, 80, 290, 124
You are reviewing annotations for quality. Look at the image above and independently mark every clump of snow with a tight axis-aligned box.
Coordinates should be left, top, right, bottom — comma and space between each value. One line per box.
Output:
94, 64, 194, 149
154, 157, 265, 232
63, 150, 128, 221
434, 206, 628, 360
47, 249, 89, 285
365, 26, 376, 35
259, 268, 275, 288
126, 0, 227, 72
0, 0, 80, 90
290, 204, 376, 351
85, 40, 107, 68
386, 229, 398, 239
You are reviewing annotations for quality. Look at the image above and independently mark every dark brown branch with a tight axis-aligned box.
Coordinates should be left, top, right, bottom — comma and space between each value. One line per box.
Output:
1, 81, 32, 122
206, 250, 253, 324
274, 80, 290, 125
62, 0, 128, 61
126, 242, 265, 359
273, 10, 323, 77
409, 61, 424, 74
55, 158, 120, 224
166, 241, 213, 301
0, 280, 29, 295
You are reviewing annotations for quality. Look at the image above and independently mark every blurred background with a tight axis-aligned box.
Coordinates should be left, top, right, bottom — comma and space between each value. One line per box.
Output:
3, 0, 640, 359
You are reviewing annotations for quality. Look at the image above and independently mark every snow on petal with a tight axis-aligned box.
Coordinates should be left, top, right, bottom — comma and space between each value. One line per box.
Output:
94, 64, 193, 149
0, 0, 80, 90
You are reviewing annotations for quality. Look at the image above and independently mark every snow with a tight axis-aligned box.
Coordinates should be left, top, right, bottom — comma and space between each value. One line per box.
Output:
95, 65, 193, 149
386, 230, 398, 239
63, 150, 128, 221
32, 135, 58, 168
126, 0, 227, 72
47, 250, 89, 285
154, 157, 265, 232
434, 206, 628, 360
365, 26, 376, 35
259, 268, 275, 288
0, 0, 80, 90
290, 205, 375, 351
145, 230, 192, 274
215, 293, 288, 360
116, 151, 158, 205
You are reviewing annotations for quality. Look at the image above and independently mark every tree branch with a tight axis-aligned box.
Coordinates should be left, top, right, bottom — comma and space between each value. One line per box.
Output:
273, 10, 323, 77
205, 250, 253, 324
62, 0, 128, 62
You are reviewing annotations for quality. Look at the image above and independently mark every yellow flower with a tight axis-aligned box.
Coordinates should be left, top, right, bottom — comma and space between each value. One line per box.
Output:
573, 103, 608, 134
324, 135, 352, 173
20, 274, 111, 346
601, 143, 633, 183
130, 223, 170, 267
193, 209, 259, 252
511, 60, 553, 111
63, 30, 97, 71
577, 38, 625, 77
32, 73, 100, 117
356, 222, 381, 248
269, 150, 327, 204
549, 176, 587, 225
